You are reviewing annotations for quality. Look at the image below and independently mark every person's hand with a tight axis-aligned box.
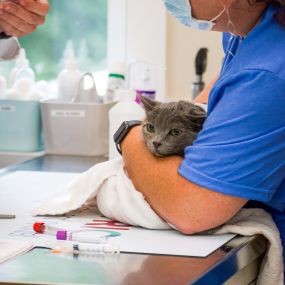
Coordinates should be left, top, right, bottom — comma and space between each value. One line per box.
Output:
0, 0, 49, 37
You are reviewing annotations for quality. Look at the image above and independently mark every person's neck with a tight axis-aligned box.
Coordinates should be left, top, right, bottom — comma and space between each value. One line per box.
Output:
214, 2, 267, 37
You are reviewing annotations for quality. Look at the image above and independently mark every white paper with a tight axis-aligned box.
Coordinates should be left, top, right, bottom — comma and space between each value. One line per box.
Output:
0, 171, 235, 257
0, 239, 34, 264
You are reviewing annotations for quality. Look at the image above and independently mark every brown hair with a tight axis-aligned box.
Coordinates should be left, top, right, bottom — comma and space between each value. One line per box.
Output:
252, 0, 285, 26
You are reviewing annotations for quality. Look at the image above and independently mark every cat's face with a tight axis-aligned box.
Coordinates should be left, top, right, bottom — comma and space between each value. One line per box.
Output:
140, 96, 206, 157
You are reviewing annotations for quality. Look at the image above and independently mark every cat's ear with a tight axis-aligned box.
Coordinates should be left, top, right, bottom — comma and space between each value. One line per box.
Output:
186, 106, 207, 130
140, 95, 158, 112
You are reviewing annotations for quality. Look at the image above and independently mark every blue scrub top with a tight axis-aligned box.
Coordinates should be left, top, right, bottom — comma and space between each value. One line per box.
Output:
179, 5, 285, 259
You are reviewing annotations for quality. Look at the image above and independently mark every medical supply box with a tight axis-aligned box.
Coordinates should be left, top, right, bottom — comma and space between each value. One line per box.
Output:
40, 100, 115, 156
0, 100, 42, 152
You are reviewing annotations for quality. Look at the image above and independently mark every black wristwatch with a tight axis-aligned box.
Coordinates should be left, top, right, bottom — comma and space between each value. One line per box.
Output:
113, 120, 142, 155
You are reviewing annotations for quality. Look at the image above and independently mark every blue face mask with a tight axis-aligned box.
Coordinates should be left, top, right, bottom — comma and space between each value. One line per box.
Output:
163, 0, 225, 31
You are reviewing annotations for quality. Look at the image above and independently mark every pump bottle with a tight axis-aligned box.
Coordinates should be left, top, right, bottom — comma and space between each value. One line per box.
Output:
128, 61, 159, 105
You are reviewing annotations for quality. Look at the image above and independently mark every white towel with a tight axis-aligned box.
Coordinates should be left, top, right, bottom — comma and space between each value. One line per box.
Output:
33, 158, 284, 284
33, 158, 170, 229
215, 208, 284, 285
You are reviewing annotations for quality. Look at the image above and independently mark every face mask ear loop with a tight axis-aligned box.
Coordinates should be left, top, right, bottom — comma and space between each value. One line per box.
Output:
210, 7, 226, 22
226, 8, 237, 36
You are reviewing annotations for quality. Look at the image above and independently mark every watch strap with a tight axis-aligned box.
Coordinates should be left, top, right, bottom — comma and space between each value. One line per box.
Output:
114, 120, 142, 155
0, 32, 11, 39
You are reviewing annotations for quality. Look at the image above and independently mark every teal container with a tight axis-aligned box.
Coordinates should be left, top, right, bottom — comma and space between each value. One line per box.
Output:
0, 100, 42, 152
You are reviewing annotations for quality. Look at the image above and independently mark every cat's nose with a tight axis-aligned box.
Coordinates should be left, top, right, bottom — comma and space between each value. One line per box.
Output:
153, 142, 162, 149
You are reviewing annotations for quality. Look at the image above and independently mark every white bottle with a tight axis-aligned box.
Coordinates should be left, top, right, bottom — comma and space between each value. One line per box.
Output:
108, 90, 145, 160
9, 48, 35, 87
128, 61, 159, 104
57, 48, 82, 102
0, 76, 7, 99
105, 62, 126, 102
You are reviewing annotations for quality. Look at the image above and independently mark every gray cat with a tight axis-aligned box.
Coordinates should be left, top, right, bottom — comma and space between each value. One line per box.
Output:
140, 96, 207, 157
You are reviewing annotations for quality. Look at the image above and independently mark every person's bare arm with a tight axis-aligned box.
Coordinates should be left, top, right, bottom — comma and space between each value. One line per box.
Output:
193, 75, 219, 104
122, 126, 247, 234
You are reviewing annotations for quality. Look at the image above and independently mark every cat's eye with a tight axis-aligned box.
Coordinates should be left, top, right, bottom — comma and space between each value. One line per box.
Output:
146, 124, 155, 133
169, 128, 182, 137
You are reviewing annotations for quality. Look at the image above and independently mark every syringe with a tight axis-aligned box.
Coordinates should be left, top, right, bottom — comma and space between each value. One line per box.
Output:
51, 243, 120, 255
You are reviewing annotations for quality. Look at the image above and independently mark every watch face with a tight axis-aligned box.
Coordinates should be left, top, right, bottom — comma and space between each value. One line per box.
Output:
113, 120, 142, 146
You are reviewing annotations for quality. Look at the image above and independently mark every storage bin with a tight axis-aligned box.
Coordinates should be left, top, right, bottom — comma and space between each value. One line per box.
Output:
41, 100, 115, 156
0, 100, 42, 152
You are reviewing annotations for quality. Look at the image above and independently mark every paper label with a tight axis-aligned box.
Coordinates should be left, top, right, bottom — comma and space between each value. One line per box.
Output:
0, 105, 16, 112
51, 110, 85, 118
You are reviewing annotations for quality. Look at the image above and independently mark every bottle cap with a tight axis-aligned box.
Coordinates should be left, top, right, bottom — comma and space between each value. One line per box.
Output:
109, 73, 125, 80
33, 222, 45, 234
56, 230, 67, 241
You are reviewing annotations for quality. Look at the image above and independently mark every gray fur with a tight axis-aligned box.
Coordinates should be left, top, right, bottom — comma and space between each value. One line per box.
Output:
140, 95, 206, 157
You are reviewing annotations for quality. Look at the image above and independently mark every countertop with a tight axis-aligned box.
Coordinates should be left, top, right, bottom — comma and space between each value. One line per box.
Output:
0, 154, 267, 285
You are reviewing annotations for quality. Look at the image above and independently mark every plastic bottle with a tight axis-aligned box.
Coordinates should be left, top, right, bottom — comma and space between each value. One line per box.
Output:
105, 62, 126, 102
14, 78, 34, 100
128, 61, 158, 105
9, 48, 35, 87
57, 47, 82, 102
0, 76, 7, 99
108, 90, 145, 160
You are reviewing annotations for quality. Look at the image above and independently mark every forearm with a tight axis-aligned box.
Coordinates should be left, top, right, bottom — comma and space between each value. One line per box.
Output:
122, 130, 185, 227
121, 127, 247, 234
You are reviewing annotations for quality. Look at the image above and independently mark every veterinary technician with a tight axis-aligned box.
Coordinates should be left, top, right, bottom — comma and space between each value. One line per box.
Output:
0, 0, 49, 60
120, 0, 285, 263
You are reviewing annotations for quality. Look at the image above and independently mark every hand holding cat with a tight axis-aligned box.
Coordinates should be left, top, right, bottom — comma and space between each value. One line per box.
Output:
0, 0, 49, 37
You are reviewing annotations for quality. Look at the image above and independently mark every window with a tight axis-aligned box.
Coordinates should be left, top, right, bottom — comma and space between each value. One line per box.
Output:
1, 0, 107, 92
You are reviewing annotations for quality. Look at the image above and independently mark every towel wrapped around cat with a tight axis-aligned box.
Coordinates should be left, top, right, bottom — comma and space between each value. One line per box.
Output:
32, 157, 171, 229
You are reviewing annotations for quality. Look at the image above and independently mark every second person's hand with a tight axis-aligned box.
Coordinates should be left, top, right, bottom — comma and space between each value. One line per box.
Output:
0, 0, 49, 37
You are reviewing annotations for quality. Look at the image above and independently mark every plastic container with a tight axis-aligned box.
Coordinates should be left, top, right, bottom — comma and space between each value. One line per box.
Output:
108, 90, 144, 160
0, 100, 42, 152
41, 100, 115, 156
73, 73, 101, 103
